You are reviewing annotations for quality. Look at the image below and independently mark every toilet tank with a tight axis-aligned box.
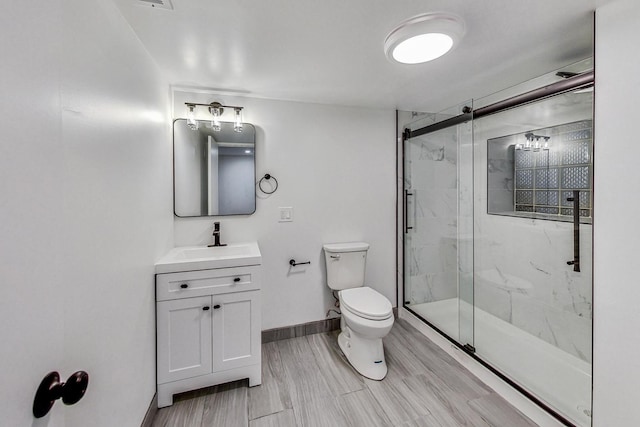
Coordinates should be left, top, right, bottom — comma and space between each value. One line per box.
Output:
323, 242, 369, 290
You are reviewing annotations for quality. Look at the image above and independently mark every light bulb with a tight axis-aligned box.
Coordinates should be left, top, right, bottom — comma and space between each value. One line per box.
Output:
533, 138, 541, 152
210, 107, 221, 131
234, 108, 243, 133
392, 33, 454, 64
543, 137, 550, 150
187, 105, 198, 130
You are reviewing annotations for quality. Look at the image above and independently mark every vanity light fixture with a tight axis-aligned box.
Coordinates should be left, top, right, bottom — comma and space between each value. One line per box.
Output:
184, 102, 245, 132
186, 104, 198, 130
517, 133, 551, 152
234, 108, 243, 133
209, 103, 222, 131
384, 13, 465, 64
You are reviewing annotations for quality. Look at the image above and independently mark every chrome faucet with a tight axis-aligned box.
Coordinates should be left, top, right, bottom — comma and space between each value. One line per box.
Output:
208, 222, 227, 247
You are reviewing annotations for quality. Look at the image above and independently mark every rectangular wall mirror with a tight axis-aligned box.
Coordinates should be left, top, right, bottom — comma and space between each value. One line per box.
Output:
173, 119, 256, 217
487, 120, 593, 223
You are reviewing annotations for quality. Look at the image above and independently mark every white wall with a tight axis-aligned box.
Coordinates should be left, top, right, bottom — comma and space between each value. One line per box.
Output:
172, 92, 396, 330
0, 0, 173, 426
593, 1, 640, 425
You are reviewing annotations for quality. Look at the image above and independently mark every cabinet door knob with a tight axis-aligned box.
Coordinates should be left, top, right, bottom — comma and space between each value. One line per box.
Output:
213, 304, 221, 309
180, 284, 189, 289
233, 277, 241, 283
202, 306, 210, 311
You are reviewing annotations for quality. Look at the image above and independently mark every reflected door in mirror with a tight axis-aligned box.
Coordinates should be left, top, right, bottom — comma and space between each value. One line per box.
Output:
173, 120, 256, 217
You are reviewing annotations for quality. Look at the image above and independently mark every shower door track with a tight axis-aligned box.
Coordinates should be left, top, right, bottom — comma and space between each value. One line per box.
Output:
406, 70, 594, 139
401, 71, 594, 427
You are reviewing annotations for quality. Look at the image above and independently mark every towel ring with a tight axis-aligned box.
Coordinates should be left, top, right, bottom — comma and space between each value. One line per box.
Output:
258, 173, 278, 195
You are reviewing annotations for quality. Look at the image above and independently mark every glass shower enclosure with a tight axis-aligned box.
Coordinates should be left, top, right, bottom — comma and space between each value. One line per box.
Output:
402, 65, 594, 426
403, 101, 474, 348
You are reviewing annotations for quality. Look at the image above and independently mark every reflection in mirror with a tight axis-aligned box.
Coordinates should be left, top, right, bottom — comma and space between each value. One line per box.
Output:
487, 119, 593, 223
174, 119, 256, 217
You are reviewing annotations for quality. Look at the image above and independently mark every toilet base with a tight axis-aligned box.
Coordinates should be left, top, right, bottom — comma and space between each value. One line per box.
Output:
338, 328, 388, 380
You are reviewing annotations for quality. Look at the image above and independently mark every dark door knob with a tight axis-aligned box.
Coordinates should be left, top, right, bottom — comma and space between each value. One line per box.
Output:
213, 304, 221, 309
62, 372, 89, 405
233, 277, 241, 282
202, 306, 210, 311
180, 284, 189, 289
33, 371, 89, 418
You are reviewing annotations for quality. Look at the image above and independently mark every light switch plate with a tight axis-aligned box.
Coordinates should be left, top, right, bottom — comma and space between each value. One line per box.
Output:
279, 207, 293, 222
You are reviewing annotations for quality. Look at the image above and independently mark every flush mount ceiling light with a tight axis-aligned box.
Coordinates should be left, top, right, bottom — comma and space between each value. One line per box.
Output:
384, 12, 465, 64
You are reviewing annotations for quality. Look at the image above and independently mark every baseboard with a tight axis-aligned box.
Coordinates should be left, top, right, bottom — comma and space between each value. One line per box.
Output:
262, 307, 399, 343
140, 393, 158, 427
262, 317, 340, 343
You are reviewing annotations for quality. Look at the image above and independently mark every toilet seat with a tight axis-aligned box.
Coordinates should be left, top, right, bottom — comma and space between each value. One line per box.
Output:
340, 287, 392, 321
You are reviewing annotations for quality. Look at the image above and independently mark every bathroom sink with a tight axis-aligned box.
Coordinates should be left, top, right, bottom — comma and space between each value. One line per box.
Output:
155, 242, 261, 273
177, 246, 254, 260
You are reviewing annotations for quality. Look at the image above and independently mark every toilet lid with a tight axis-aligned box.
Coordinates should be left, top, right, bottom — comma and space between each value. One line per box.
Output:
340, 287, 392, 320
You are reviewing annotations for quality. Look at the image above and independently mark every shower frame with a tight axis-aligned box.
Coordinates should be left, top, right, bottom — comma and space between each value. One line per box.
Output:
400, 70, 595, 427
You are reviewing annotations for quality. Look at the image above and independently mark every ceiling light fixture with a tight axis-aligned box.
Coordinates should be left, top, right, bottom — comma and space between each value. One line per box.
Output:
184, 102, 245, 132
384, 13, 465, 65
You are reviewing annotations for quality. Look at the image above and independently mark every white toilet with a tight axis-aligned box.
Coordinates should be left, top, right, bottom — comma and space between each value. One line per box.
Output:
323, 242, 394, 380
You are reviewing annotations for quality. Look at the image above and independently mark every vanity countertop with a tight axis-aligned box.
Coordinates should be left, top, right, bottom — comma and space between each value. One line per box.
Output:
155, 242, 262, 274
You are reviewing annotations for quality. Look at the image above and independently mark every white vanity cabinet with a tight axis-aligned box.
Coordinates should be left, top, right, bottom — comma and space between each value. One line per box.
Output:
155, 264, 261, 408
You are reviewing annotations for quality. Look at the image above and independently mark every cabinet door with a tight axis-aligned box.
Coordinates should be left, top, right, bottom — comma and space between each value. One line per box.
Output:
157, 296, 213, 384
213, 290, 260, 372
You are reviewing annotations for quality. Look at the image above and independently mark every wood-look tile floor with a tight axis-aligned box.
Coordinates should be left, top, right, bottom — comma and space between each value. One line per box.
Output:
152, 318, 538, 427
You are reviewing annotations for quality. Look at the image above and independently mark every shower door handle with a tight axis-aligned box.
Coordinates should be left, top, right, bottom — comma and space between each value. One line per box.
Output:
404, 190, 414, 233
566, 190, 580, 272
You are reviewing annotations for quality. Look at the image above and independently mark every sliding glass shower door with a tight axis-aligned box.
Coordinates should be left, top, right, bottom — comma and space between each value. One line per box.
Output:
401, 65, 594, 427
473, 87, 593, 426
403, 101, 474, 347
399, 72, 594, 426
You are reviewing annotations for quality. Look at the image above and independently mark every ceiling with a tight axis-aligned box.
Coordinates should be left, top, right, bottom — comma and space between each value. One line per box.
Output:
112, 0, 610, 112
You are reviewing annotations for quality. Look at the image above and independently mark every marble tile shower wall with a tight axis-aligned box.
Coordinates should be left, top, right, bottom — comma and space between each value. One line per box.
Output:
402, 114, 591, 363
475, 138, 593, 363
405, 131, 460, 305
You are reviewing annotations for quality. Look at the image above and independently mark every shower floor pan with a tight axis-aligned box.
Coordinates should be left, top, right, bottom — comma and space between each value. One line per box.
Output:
410, 298, 591, 427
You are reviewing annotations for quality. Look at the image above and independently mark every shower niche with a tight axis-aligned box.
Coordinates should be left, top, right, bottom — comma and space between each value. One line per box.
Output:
487, 120, 593, 222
